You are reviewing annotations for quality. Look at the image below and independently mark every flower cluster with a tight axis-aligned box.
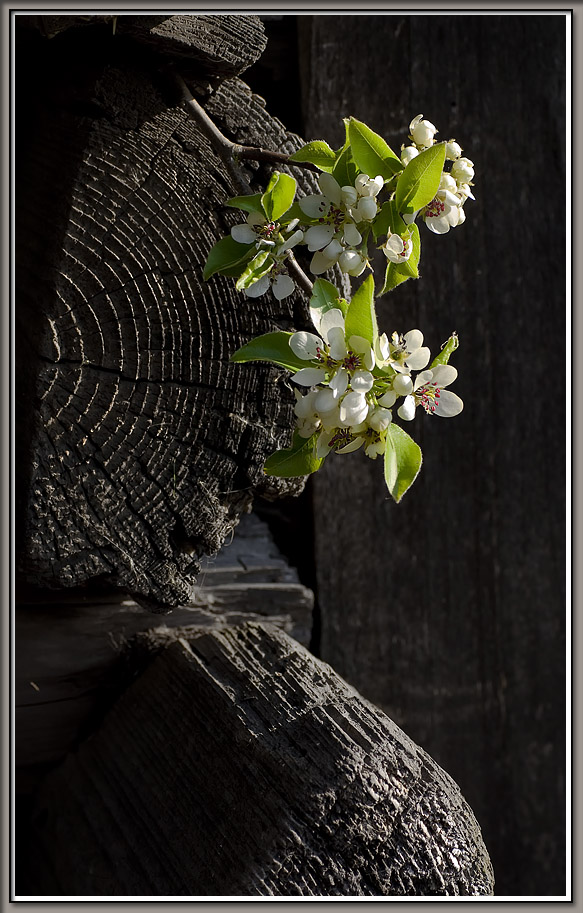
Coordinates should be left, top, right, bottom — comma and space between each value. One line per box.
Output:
401, 115, 476, 234
290, 309, 462, 463
204, 114, 472, 501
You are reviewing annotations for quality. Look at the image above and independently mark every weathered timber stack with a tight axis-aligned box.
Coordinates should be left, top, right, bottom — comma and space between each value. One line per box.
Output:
16, 512, 314, 793
25, 623, 494, 896
16, 13, 316, 610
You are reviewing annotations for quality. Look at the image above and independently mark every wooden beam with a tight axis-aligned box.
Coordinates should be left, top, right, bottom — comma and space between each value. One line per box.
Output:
25, 622, 494, 897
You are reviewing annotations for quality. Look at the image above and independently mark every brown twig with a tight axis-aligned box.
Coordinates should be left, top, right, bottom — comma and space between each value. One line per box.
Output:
171, 69, 314, 296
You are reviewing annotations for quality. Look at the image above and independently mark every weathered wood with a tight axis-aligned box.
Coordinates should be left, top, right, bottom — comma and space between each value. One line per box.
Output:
16, 18, 318, 609
298, 14, 566, 898
26, 623, 494, 897
16, 512, 313, 786
22, 13, 268, 78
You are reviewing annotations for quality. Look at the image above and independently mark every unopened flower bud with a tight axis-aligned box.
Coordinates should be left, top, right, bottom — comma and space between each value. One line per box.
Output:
409, 114, 438, 147
451, 157, 475, 183
439, 173, 458, 194
445, 139, 463, 160
338, 249, 367, 276
393, 374, 414, 396
401, 145, 419, 166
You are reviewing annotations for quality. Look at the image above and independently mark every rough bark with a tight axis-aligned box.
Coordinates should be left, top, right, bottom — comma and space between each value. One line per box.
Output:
298, 14, 566, 897
16, 512, 313, 789
26, 623, 494, 897
16, 17, 316, 609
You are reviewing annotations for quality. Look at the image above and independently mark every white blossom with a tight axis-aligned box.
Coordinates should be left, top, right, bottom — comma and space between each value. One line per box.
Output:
382, 231, 413, 264
397, 364, 463, 421
401, 144, 419, 166
445, 139, 463, 161
451, 156, 475, 183
231, 212, 279, 248
375, 329, 431, 374
409, 114, 438, 148
289, 308, 375, 392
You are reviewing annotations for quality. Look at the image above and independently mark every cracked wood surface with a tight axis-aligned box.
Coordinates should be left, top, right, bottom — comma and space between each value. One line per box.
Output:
16, 512, 313, 788
16, 17, 316, 608
26, 623, 494, 897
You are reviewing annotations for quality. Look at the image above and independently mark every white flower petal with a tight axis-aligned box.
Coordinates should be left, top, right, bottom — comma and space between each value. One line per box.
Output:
378, 389, 397, 408
393, 373, 413, 396
351, 370, 373, 392
314, 387, 338, 414
406, 347, 431, 371
319, 308, 346, 342
343, 222, 362, 246
329, 369, 349, 397
327, 325, 348, 360
306, 223, 335, 252
430, 364, 458, 387
244, 275, 270, 298
278, 229, 304, 252
299, 194, 329, 219
426, 216, 451, 234
289, 331, 322, 360
354, 197, 377, 221
310, 250, 336, 275
319, 172, 342, 205
322, 238, 343, 260
434, 390, 464, 417
397, 396, 417, 421
413, 370, 434, 390
404, 329, 424, 350
339, 391, 369, 426
292, 367, 327, 386
231, 224, 257, 244
273, 274, 295, 300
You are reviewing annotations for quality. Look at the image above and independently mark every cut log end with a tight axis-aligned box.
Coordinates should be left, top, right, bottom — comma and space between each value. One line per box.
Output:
26, 622, 495, 897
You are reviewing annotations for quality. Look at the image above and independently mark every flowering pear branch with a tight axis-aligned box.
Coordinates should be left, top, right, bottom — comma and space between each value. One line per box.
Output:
171, 69, 314, 296
199, 105, 475, 502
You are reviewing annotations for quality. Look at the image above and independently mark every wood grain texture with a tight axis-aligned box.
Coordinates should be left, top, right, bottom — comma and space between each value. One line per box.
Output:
22, 14, 267, 77
16, 21, 317, 608
26, 623, 494, 897
299, 14, 566, 898
16, 512, 313, 784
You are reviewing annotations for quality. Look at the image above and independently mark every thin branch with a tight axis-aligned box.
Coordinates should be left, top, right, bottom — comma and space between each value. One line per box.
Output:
171, 69, 314, 296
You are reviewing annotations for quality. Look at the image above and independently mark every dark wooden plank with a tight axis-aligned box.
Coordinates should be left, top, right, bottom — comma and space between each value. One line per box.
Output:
25, 623, 494, 897
16, 512, 313, 784
298, 13, 566, 898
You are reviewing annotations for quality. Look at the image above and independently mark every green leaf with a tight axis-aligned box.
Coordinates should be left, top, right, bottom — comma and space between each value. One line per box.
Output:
379, 223, 421, 295
261, 171, 297, 221
225, 193, 264, 215
384, 424, 423, 503
289, 141, 336, 172
347, 117, 403, 181
231, 331, 309, 373
235, 250, 273, 291
371, 200, 407, 242
344, 274, 378, 345
429, 332, 459, 368
332, 137, 357, 188
395, 143, 446, 215
309, 278, 348, 325
264, 431, 323, 478
203, 236, 255, 281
